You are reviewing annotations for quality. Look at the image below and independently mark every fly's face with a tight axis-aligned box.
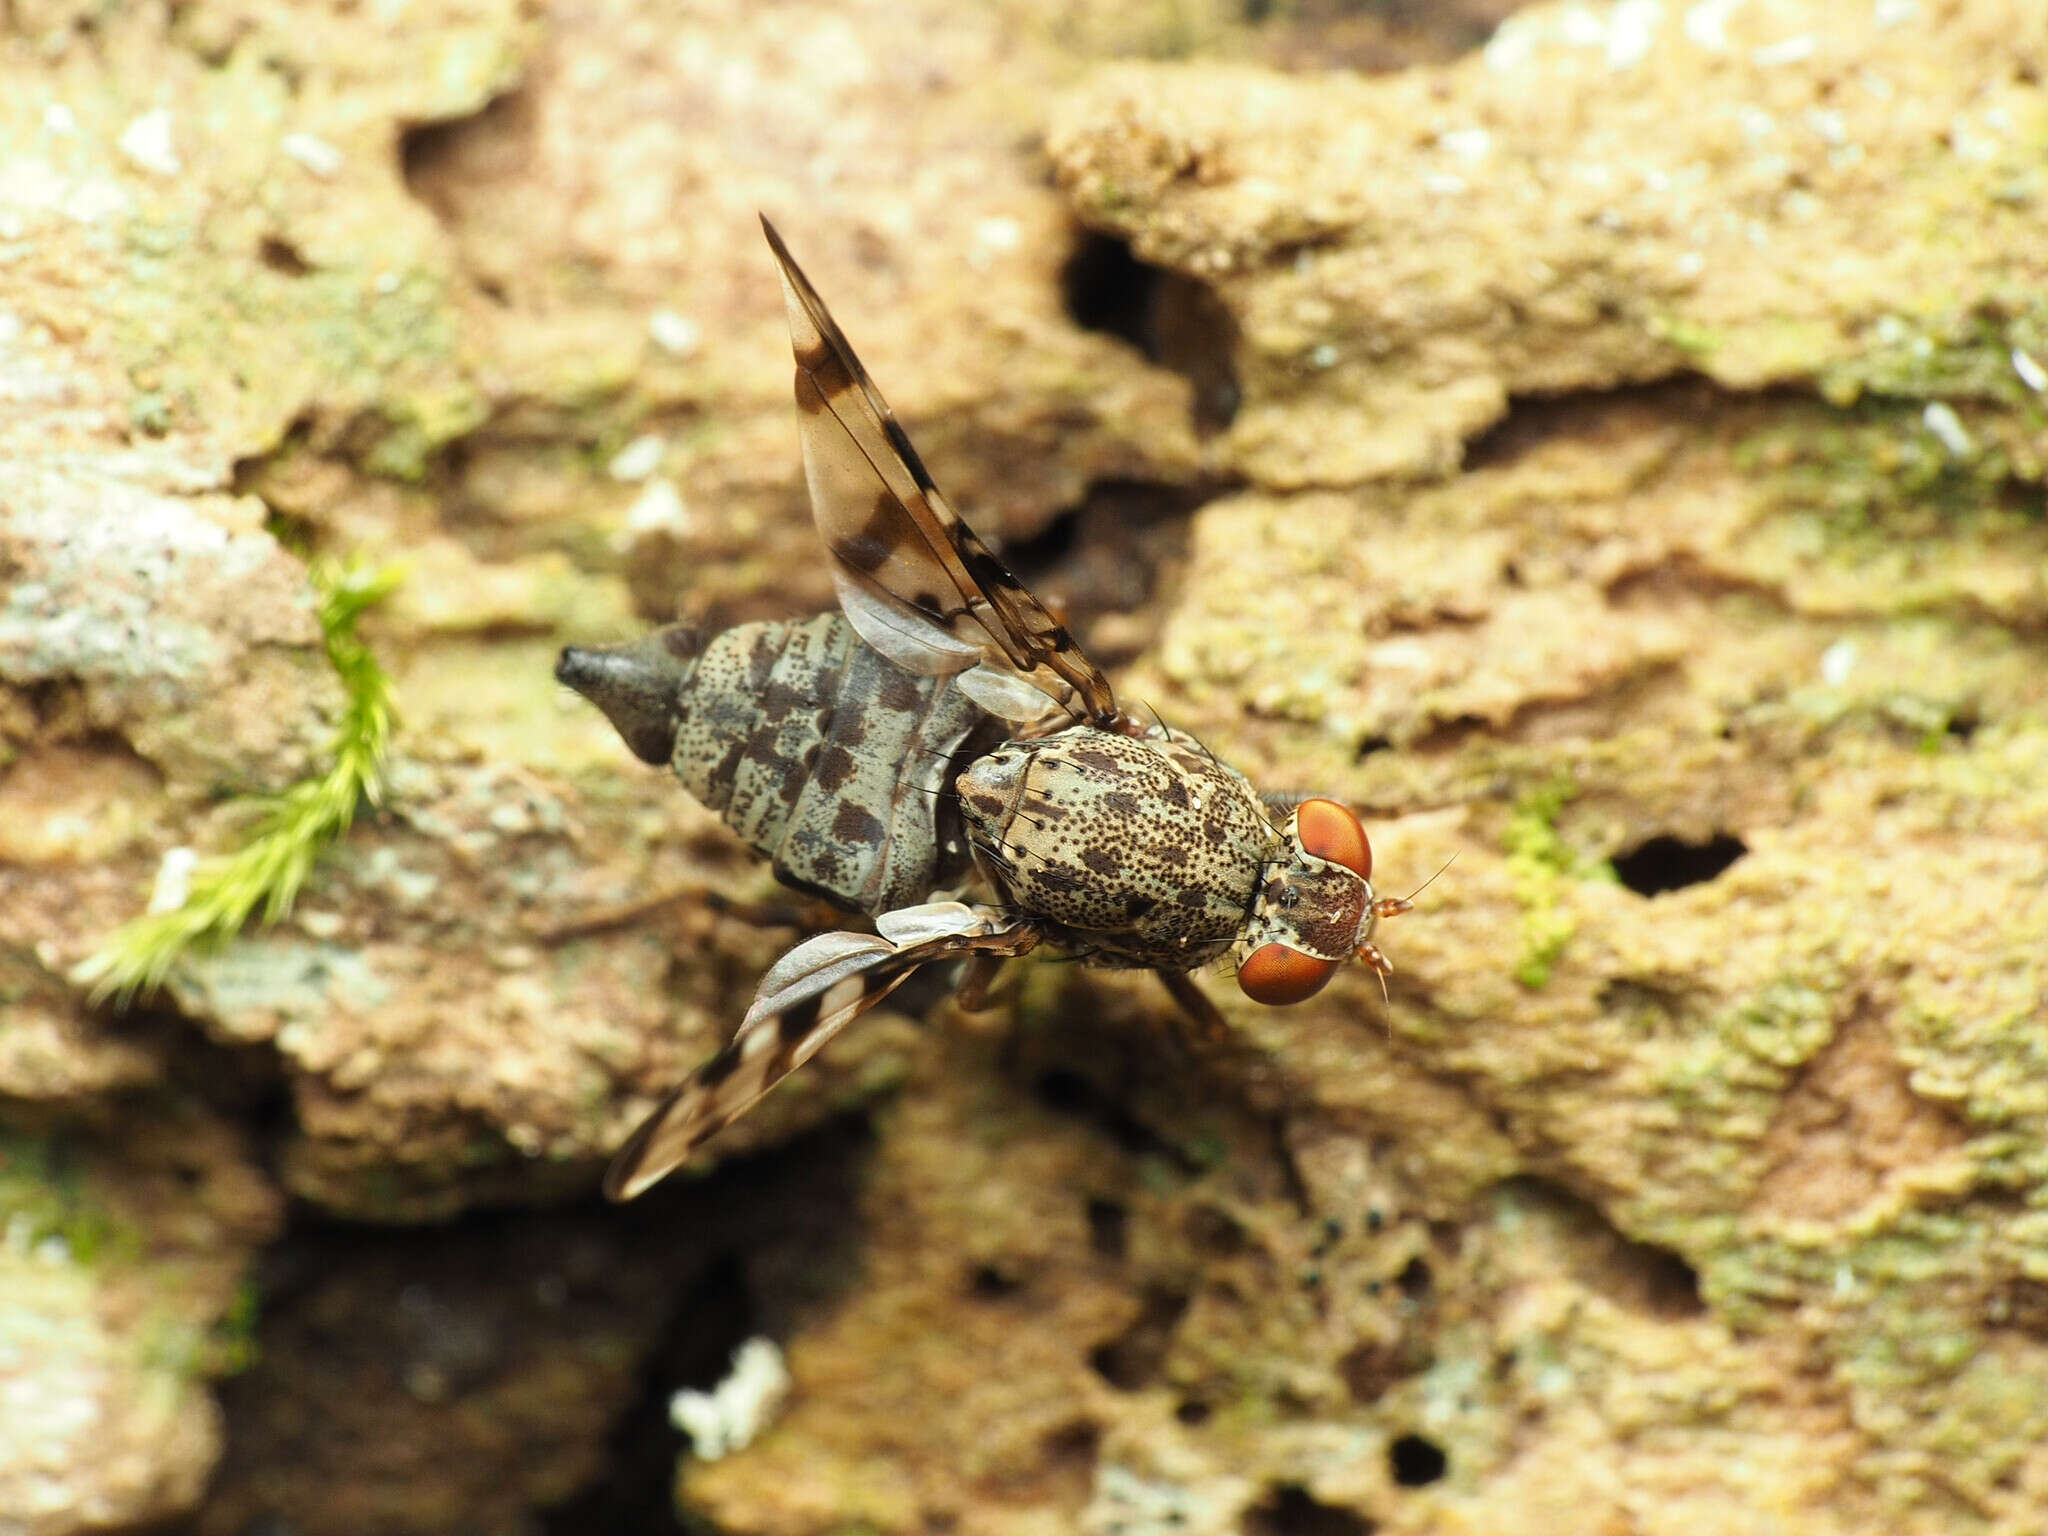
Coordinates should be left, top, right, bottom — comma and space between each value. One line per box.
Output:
1235, 798, 1413, 1006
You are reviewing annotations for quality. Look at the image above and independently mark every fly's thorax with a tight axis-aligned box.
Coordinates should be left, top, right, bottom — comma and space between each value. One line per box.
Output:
955, 724, 1280, 967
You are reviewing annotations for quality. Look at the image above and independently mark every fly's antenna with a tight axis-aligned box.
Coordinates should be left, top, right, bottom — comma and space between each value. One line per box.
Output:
1400, 851, 1457, 905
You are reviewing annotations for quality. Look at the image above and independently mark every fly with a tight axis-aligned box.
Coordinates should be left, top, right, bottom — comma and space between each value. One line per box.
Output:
558, 219, 1414, 1199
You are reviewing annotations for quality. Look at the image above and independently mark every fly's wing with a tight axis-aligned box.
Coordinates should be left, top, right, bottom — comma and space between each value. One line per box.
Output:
761, 216, 1124, 730
603, 904, 1040, 1200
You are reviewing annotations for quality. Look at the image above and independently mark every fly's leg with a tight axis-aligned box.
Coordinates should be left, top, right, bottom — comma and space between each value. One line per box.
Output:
1155, 969, 1234, 1050
952, 951, 1009, 1012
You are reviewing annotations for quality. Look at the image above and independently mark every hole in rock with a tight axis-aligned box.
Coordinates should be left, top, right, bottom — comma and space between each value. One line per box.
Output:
1060, 230, 1240, 435
258, 236, 311, 276
1242, 1482, 1376, 1535
1388, 1433, 1447, 1486
1612, 832, 1747, 896
968, 1263, 1023, 1299
1395, 1256, 1433, 1302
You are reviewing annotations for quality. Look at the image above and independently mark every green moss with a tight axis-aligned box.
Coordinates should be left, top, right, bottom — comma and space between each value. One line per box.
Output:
210, 1276, 263, 1375
1647, 313, 1723, 361
0, 1131, 144, 1270
1738, 400, 2023, 536
362, 388, 496, 482
77, 557, 400, 1004
1819, 301, 2048, 411
1501, 774, 1600, 989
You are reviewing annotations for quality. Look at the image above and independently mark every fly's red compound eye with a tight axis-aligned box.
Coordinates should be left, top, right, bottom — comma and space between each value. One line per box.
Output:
1237, 942, 1340, 1006
1297, 797, 1372, 881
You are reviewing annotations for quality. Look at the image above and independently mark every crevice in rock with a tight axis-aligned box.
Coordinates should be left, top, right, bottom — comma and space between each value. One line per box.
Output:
1060, 230, 1241, 437
1750, 1006, 1968, 1226
1339, 1338, 1430, 1405
1497, 1176, 1705, 1320
1086, 1196, 1129, 1260
398, 88, 535, 232
1242, 1482, 1376, 1535
538, 1252, 751, 1536
1183, 1201, 1249, 1258
1087, 1284, 1190, 1390
1000, 478, 1222, 670
1611, 832, 1747, 896
1249, 0, 1532, 72
1462, 376, 1725, 473
200, 1117, 872, 1536
1037, 1417, 1102, 1509
1033, 1068, 1201, 1173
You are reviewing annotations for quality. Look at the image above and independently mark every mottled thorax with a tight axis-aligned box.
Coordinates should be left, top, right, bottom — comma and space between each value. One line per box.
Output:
955, 724, 1279, 967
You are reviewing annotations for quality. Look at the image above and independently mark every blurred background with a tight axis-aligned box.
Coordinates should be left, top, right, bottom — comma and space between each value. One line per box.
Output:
3, 0, 2046, 1532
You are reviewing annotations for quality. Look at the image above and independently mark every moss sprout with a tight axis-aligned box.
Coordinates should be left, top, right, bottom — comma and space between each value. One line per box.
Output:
75, 557, 400, 1005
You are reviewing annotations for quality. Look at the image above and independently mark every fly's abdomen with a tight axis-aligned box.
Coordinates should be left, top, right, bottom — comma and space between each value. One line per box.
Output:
560, 614, 991, 915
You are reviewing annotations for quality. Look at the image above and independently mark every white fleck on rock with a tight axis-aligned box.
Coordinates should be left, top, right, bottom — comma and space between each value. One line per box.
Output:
1819, 638, 1857, 688
147, 846, 199, 914
1084, 1465, 1214, 1535
297, 909, 345, 940
1483, 14, 1539, 72
1438, 128, 1491, 161
2012, 348, 2047, 394
1805, 108, 1846, 145
973, 215, 1023, 252
1922, 401, 1971, 459
670, 1337, 792, 1460
1682, 0, 1744, 51
43, 102, 78, 137
1752, 34, 1814, 66
648, 309, 700, 356
1873, 0, 1920, 27
281, 132, 344, 179
607, 433, 666, 482
118, 109, 181, 178
624, 477, 691, 536
1606, 0, 1662, 71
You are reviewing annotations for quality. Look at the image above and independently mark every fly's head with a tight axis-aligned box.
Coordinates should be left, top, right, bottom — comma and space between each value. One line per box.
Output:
1235, 798, 1412, 1006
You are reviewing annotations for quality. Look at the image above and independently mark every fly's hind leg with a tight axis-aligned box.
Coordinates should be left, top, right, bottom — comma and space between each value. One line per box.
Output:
952, 951, 1010, 1012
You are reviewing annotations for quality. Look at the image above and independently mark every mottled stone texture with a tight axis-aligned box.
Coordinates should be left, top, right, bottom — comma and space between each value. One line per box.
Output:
2, 0, 2045, 1531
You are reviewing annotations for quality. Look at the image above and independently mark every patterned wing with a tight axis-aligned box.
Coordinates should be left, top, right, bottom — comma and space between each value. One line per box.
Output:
761, 216, 1123, 729
603, 904, 1040, 1200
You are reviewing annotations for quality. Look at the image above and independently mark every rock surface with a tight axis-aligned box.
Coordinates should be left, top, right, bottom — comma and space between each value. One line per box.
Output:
2, 0, 2045, 1532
